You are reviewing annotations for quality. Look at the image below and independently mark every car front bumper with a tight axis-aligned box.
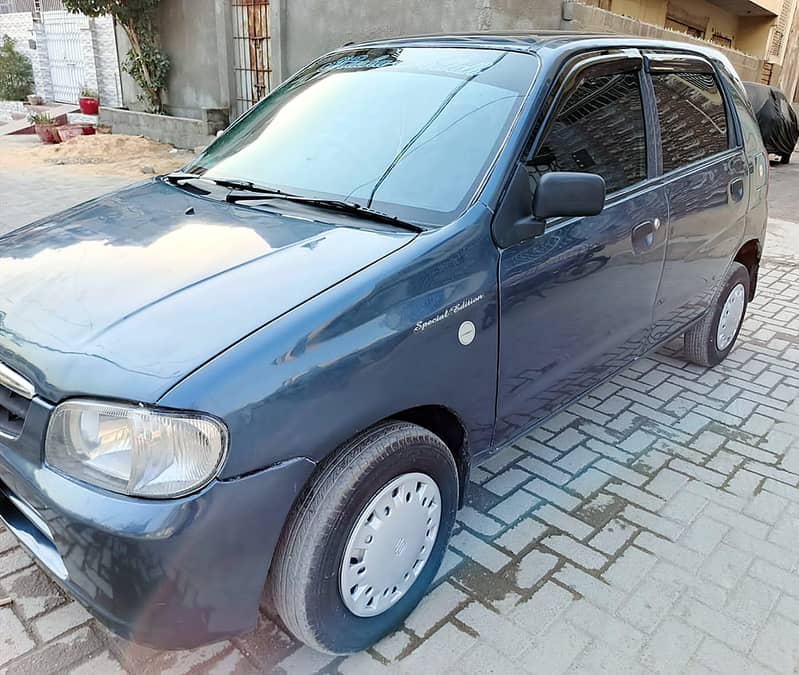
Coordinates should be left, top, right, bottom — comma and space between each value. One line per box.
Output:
0, 437, 315, 649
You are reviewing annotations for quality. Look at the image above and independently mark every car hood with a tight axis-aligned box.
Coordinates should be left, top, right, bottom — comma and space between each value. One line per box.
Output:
0, 180, 415, 403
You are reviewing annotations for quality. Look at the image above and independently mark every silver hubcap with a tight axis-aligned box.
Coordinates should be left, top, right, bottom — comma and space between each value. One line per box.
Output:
340, 472, 441, 617
716, 283, 746, 351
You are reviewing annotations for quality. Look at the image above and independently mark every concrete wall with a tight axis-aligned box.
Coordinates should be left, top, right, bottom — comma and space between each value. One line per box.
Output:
566, 1, 763, 82
98, 105, 221, 148
271, 0, 564, 82
117, 0, 233, 120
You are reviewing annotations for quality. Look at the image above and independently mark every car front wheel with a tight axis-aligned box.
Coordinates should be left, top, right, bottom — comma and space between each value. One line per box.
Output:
270, 421, 459, 654
684, 261, 749, 367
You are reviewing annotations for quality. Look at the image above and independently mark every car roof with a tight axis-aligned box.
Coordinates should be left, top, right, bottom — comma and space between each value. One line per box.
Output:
351, 31, 732, 67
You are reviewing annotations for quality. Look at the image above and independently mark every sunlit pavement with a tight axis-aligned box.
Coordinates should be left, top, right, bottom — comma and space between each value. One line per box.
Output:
2, 149, 799, 674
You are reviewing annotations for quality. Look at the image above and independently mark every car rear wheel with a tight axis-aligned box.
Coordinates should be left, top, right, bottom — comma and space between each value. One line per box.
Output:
684, 261, 749, 368
270, 421, 458, 654
780, 153, 791, 164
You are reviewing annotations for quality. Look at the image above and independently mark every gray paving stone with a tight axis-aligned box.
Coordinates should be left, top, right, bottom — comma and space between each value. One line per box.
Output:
555, 446, 600, 475
518, 619, 591, 675
515, 548, 559, 589
566, 599, 646, 656
405, 582, 469, 637
725, 576, 779, 629
590, 518, 636, 555
555, 565, 625, 612
494, 517, 548, 555
451, 642, 526, 675
449, 531, 510, 573
603, 545, 657, 592
640, 617, 703, 674
699, 543, 752, 590
646, 468, 689, 500
693, 636, 773, 675
751, 614, 799, 673
534, 504, 593, 540
456, 602, 530, 659
488, 490, 541, 525
679, 515, 729, 555
675, 597, 756, 650
396, 623, 476, 674
618, 575, 681, 633
510, 581, 574, 636
524, 479, 581, 511
543, 534, 607, 571
637, 531, 706, 574
0, 607, 35, 667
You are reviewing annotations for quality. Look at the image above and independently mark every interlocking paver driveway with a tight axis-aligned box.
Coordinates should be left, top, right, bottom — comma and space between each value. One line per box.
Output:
2, 146, 799, 674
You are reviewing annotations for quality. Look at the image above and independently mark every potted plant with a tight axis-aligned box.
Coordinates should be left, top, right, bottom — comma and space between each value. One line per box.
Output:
78, 86, 99, 115
28, 112, 59, 144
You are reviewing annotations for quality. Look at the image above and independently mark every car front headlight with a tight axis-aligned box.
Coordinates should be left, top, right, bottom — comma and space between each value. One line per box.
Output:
45, 400, 228, 498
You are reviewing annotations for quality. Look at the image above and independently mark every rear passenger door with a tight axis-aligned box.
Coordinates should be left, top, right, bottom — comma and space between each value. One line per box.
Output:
646, 54, 749, 343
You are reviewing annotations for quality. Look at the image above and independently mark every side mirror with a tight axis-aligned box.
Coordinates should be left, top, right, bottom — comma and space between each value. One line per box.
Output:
533, 171, 606, 220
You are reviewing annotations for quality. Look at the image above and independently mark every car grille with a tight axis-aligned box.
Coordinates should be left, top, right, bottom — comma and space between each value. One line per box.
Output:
0, 383, 30, 438
0, 362, 34, 439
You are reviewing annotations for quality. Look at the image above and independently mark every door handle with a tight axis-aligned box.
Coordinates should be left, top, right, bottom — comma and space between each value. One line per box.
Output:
730, 178, 745, 202
631, 218, 660, 254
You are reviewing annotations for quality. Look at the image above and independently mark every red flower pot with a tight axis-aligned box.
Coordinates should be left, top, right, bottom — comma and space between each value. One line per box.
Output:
34, 124, 60, 144
81, 124, 96, 135
78, 97, 99, 115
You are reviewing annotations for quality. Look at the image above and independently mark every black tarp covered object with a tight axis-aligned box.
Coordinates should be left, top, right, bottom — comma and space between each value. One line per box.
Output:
744, 81, 799, 160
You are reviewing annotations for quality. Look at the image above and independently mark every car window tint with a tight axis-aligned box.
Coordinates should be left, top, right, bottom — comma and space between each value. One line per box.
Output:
528, 70, 647, 194
652, 72, 728, 172
722, 72, 762, 153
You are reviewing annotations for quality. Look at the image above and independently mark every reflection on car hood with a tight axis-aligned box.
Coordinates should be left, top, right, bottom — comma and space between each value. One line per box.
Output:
0, 180, 415, 402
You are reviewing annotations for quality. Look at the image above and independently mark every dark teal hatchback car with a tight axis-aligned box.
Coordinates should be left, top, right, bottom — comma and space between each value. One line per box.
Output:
0, 33, 767, 653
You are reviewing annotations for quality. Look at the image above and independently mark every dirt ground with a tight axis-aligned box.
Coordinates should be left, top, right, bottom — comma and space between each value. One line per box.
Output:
0, 133, 196, 177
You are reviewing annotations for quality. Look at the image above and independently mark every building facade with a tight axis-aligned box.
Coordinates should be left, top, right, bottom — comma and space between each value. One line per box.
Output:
0, 0, 122, 106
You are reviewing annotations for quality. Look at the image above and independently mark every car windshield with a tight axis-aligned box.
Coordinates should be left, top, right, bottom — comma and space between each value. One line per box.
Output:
184, 47, 538, 225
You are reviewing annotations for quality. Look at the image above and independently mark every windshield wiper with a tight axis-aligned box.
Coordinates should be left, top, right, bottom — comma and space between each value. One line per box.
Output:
225, 192, 422, 233
164, 172, 288, 196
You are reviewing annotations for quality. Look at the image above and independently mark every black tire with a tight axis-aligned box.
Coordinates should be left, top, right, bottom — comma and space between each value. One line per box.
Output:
684, 262, 750, 368
780, 153, 791, 164
270, 421, 459, 654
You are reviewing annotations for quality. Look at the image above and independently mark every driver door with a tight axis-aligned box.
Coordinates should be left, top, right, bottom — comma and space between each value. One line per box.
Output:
494, 51, 668, 442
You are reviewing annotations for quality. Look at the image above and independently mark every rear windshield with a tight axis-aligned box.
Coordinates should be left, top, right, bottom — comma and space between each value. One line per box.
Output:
186, 47, 538, 225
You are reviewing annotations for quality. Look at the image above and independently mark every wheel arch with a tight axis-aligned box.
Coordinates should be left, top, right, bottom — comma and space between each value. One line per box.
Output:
390, 405, 470, 507
734, 238, 761, 300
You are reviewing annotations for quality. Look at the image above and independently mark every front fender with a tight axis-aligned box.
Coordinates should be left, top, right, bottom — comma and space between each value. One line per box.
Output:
158, 206, 500, 479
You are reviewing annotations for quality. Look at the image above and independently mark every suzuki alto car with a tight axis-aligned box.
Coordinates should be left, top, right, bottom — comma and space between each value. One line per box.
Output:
0, 33, 768, 654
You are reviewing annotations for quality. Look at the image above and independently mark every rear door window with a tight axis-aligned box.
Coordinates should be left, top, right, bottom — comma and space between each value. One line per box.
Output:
528, 68, 647, 194
652, 71, 729, 173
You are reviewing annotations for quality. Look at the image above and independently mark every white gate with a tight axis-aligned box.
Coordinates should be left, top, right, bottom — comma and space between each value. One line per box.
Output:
41, 2, 85, 103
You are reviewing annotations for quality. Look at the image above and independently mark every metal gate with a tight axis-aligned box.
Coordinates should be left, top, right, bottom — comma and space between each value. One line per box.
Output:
231, 0, 272, 118
40, 0, 86, 103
